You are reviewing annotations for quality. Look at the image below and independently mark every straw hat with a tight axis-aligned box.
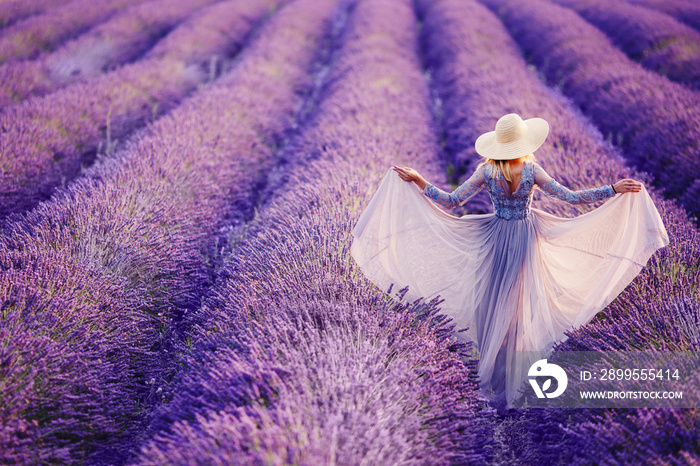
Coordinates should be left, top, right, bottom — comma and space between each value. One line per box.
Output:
475, 113, 549, 160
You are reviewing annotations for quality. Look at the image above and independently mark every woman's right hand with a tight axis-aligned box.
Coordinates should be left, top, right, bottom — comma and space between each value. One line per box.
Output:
613, 179, 642, 194
393, 165, 421, 182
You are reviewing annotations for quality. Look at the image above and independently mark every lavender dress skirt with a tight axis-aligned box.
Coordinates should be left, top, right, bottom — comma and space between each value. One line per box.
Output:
350, 168, 669, 409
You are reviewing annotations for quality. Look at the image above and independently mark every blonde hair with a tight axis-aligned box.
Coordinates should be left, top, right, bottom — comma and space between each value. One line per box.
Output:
476, 154, 536, 182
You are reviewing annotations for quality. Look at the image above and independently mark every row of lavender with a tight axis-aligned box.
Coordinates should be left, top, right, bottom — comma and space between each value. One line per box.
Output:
0, 0, 219, 109
0, 0, 279, 219
0, 0, 74, 29
0, 0, 334, 461
627, 0, 700, 32
418, 0, 699, 462
131, 0, 495, 462
480, 0, 700, 224
552, 0, 700, 91
0, 0, 145, 64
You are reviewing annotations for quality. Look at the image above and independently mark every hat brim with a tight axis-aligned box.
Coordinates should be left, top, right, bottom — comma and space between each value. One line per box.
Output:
475, 117, 549, 160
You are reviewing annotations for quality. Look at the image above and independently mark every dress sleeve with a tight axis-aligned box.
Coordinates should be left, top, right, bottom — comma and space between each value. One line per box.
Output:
422, 165, 486, 209
533, 162, 616, 205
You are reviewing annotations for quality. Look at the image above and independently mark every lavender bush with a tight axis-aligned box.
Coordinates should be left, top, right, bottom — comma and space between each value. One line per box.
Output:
417, 0, 699, 462
134, 0, 494, 463
0, 0, 281, 219
0, 0, 75, 29
481, 0, 700, 223
626, 0, 700, 33
0, 0, 335, 461
141, 0, 273, 62
553, 0, 700, 90
0, 0, 144, 64
0, 0, 219, 108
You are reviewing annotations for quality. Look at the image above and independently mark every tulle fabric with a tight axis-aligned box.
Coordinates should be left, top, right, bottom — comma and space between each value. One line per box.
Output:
350, 167, 669, 408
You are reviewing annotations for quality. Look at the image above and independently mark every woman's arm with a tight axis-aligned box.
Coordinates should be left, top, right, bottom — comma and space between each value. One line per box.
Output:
393, 165, 485, 209
533, 162, 640, 204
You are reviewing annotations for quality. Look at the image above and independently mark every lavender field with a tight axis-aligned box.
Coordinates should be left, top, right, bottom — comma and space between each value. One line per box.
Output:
0, 0, 698, 464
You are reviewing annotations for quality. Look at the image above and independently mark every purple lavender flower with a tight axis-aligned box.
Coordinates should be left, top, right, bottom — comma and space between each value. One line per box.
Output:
0, 0, 281, 219
0, 0, 220, 107
0, 0, 75, 29
553, 0, 700, 90
0, 0, 334, 461
626, 0, 700, 33
0, 0, 145, 64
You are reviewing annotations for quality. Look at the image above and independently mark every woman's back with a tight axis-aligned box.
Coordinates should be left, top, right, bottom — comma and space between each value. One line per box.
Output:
482, 160, 536, 220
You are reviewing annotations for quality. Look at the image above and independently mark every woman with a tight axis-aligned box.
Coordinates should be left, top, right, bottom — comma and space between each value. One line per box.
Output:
350, 113, 669, 414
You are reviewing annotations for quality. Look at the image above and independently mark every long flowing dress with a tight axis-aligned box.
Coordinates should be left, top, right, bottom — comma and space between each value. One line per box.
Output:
350, 160, 669, 409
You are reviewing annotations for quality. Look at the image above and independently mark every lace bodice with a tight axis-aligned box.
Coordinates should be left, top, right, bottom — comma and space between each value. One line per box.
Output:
422, 160, 616, 219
